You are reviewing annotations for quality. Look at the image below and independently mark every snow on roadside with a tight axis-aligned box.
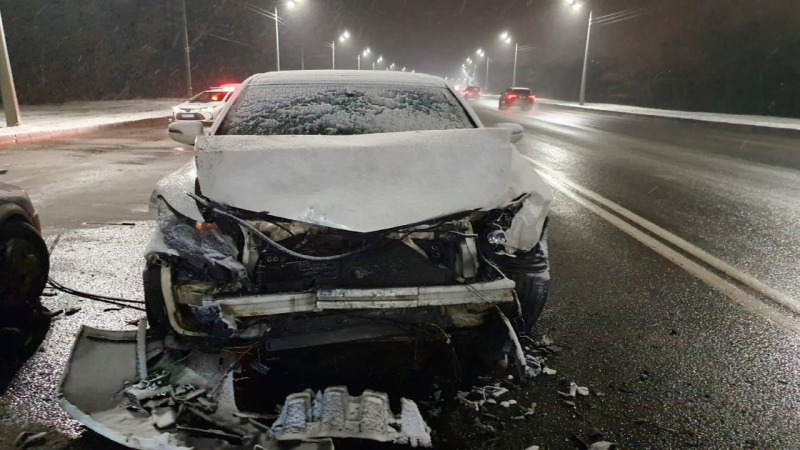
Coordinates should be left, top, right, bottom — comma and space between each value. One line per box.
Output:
480, 95, 800, 131
0, 99, 181, 139
538, 99, 800, 131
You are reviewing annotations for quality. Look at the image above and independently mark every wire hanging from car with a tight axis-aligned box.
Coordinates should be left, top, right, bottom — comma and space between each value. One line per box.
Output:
45, 232, 146, 311
189, 193, 389, 262
46, 277, 146, 311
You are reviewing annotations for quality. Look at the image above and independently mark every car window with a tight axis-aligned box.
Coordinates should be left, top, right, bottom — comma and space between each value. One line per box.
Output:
189, 91, 226, 103
217, 84, 476, 136
512, 89, 532, 96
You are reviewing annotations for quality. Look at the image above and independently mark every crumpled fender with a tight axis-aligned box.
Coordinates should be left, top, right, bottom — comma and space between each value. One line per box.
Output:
149, 162, 203, 222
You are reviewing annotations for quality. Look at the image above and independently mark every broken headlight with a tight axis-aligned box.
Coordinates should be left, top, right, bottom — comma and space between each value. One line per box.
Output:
154, 197, 246, 281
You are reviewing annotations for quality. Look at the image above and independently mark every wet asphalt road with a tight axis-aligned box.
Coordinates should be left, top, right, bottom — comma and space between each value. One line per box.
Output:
0, 107, 798, 449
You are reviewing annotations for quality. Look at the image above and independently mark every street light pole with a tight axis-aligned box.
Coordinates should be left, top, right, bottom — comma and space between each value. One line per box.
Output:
274, 7, 281, 71
579, 10, 592, 105
485, 57, 490, 91
357, 54, 360, 70
331, 41, 335, 69
512, 42, 518, 87
180, 0, 193, 98
0, 8, 20, 126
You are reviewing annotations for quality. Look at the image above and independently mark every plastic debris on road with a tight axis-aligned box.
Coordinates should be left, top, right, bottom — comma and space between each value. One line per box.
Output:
271, 386, 432, 447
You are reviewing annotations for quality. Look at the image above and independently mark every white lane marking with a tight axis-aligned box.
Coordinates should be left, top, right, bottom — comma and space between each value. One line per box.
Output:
527, 156, 800, 315
528, 160, 800, 335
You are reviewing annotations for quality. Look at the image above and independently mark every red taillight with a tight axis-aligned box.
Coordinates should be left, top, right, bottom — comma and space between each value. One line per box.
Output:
507, 93, 518, 100
528, 95, 536, 100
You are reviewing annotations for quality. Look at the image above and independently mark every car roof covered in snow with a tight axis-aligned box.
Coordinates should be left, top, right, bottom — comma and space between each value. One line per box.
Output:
247, 70, 448, 89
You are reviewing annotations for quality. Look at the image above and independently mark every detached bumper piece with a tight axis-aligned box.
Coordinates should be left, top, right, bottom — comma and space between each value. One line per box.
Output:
273, 387, 431, 447
57, 326, 431, 450
215, 278, 516, 317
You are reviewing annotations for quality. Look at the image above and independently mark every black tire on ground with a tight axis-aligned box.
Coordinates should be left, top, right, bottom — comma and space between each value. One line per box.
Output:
143, 262, 173, 336
497, 225, 550, 334
498, 102, 504, 109
0, 222, 49, 331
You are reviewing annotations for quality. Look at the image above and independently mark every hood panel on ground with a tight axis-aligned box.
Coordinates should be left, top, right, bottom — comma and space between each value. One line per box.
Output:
195, 129, 545, 233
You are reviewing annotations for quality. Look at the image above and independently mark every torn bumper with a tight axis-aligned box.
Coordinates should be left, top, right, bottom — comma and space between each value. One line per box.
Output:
160, 264, 516, 339
215, 278, 516, 316
58, 326, 432, 450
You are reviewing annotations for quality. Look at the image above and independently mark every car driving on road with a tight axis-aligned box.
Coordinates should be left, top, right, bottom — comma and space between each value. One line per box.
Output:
463, 85, 482, 99
171, 84, 239, 124
499, 87, 536, 111
148, 71, 552, 350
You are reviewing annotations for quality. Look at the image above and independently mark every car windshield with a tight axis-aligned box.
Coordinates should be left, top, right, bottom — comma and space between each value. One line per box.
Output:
189, 91, 226, 103
217, 84, 474, 136
512, 89, 532, 96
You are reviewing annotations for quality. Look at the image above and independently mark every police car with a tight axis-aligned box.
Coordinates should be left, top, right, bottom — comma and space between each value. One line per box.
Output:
171, 84, 239, 124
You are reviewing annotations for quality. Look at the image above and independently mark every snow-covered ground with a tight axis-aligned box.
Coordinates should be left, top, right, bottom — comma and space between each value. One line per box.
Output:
481, 94, 800, 131
0, 99, 181, 142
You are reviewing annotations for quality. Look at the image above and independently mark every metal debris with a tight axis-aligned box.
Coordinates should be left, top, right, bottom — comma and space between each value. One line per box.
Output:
559, 382, 589, 399
64, 306, 82, 316
542, 367, 557, 375
271, 386, 432, 447
136, 318, 148, 380
484, 385, 509, 398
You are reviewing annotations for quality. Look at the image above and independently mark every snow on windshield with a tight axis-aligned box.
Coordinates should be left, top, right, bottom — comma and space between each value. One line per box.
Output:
218, 85, 475, 136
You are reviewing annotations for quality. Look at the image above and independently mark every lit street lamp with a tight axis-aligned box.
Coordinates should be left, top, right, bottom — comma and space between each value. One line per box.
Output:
476, 48, 490, 91
357, 47, 370, 70
567, 1, 644, 104
500, 32, 518, 86
271, 0, 304, 72
499, 32, 534, 87
325, 30, 349, 70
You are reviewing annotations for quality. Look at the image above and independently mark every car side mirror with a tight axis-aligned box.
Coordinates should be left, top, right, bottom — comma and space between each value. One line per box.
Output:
168, 121, 204, 146
495, 123, 524, 144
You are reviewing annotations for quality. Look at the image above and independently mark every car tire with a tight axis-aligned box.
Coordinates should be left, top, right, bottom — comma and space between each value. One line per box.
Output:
143, 262, 173, 336
0, 222, 50, 329
496, 224, 550, 334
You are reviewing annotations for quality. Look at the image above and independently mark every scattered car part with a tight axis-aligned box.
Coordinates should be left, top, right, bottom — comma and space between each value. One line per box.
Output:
271, 386, 431, 447
58, 326, 433, 450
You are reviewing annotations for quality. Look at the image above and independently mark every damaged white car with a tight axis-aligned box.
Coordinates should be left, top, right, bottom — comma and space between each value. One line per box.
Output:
148, 70, 552, 346
57, 71, 553, 450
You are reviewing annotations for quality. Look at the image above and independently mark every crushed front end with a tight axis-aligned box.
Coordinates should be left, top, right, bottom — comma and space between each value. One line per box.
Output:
145, 194, 540, 348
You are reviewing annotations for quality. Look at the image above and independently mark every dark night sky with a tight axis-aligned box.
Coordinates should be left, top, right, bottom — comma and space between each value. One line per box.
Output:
1, 0, 798, 116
